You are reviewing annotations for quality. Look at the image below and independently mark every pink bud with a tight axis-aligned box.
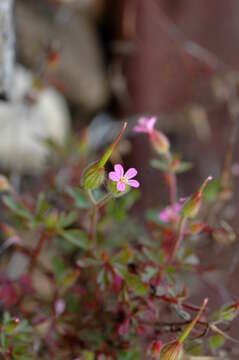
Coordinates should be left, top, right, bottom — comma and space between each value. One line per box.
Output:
148, 340, 162, 358
150, 130, 170, 155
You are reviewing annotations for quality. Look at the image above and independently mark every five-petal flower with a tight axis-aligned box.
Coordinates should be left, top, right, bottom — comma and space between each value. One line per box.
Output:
109, 164, 140, 192
133, 116, 156, 134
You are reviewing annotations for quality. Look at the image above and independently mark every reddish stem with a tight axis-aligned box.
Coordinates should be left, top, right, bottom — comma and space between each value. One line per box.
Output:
168, 216, 187, 264
29, 231, 48, 271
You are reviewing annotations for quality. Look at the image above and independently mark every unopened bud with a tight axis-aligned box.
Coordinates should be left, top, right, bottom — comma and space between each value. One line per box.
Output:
150, 130, 170, 155
148, 340, 162, 358
182, 176, 212, 219
160, 340, 183, 360
219, 301, 239, 322
82, 161, 105, 190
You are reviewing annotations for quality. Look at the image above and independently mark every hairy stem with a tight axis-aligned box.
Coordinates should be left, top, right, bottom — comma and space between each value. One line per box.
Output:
168, 216, 187, 263
165, 152, 177, 205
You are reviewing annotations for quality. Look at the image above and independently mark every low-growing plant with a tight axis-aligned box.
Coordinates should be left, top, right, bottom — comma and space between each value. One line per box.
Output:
0, 117, 237, 359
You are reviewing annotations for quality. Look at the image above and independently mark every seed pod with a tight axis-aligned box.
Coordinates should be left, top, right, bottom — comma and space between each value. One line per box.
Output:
160, 340, 183, 360
182, 176, 212, 219
81, 161, 105, 190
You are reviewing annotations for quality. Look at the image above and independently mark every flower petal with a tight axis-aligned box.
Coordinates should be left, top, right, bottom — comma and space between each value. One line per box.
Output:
148, 117, 157, 130
117, 181, 126, 192
138, 117, 147, 126
127, 179, 140, 188
109, 171, 120, 182
133, 125, 147, 133
114, 164, 124, 178
125, 167, 137, 179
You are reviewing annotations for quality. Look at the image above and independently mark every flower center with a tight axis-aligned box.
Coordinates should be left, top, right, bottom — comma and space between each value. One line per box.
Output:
120, 176, 127, 184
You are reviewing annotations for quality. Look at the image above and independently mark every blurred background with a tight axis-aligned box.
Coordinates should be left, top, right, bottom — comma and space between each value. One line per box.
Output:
1, 0, 239, 349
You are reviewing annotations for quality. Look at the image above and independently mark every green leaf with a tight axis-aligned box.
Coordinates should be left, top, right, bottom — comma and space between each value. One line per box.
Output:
3, 195, 33, 220
208, 334, 225, 351
111, 246, 133, 265
58, 270, 79, 288
61, 229, 90, 250
218, 302, 239, 322
35, 193, 49, 218
117, 349, 140, 360
151, 159, 169, 172
81, 350, 95, 360
4, 320, 20, 335
185, 339, 203, 356
67, 187, 90, 209
58, 211, 78, 229
145, 209, 161, 224
203, 178, 220, 202
174, 161, 193, 174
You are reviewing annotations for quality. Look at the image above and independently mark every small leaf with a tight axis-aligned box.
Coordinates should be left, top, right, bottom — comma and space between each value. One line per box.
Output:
174, 161, 193, 174
111, 246, 133, 265
58, 270, 80, 289
151, 159, 169, 172
58, 211, 78, 229
35, 193, 49, 218
203, 178, 220, 202
61, 229, 90, 250
208, 334, 225, 351
67, 187, 90, 209
3, 195, 33, 220
81, 350, 95, 360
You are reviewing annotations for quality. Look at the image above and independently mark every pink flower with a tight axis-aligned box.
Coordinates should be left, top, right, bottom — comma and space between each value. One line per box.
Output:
134, 116, 170, 154
133, 116, 156, 134
159, 203, 181, 223
109, 164, 140, 192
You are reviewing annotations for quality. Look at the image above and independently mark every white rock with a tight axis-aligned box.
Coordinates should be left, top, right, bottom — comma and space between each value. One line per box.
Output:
0, 65, 71, 174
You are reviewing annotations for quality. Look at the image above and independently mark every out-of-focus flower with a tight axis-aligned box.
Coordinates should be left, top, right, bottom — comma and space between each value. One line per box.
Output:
118, 318, 130, 336
112, 273, 122, 292
134, 116, 170, 154
133, 116, 156, 134
55, 299, 66, 316
159, 203, 181, 223
109, 164, 140, 192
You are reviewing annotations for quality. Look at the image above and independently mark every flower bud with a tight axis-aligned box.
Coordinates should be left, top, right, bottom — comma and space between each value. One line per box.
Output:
81, 122, 127, 191
150, 130, 170, 155
182, 176, 212, 219
148, 340, 162, 358
81, 161, 105, 190
160, 340, 183, 360
219, 301, 239, 322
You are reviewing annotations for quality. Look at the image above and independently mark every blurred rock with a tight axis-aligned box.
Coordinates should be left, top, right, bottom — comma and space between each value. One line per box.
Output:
0, 0, 15, 97
56, 0, 105, 18
0, 65, 70, 174
15, 0, 109, 111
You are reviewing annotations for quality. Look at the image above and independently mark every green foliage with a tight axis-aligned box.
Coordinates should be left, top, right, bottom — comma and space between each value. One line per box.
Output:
0, 118, 236, 359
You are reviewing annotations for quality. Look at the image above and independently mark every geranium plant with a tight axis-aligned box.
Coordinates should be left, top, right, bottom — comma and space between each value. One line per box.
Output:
0, 118, 237, 359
